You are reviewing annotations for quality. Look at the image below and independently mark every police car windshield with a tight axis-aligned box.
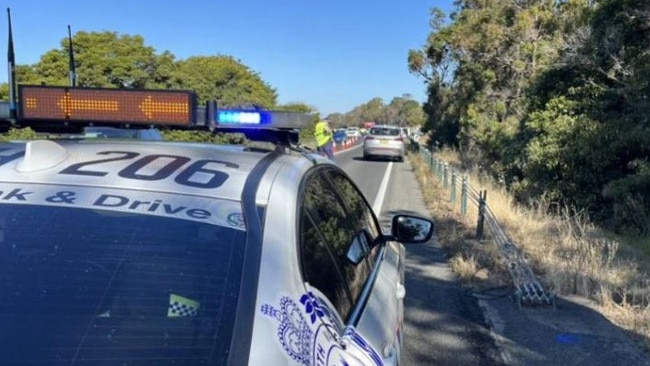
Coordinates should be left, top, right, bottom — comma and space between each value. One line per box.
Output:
0, 204, 245, 365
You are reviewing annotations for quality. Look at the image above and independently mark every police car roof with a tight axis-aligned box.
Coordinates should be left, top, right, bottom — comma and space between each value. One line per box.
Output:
0, 139, 294, 202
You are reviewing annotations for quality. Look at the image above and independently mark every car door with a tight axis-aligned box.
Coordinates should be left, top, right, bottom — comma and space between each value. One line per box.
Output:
298, 166, 401, 366
324, 169, 404, 365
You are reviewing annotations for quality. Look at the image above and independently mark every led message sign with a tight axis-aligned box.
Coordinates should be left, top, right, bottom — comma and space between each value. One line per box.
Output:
19, 86, 195, 126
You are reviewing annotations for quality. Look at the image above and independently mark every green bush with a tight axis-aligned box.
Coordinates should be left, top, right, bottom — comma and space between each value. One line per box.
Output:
160, 130, 246, 145
0, 127, 38, 141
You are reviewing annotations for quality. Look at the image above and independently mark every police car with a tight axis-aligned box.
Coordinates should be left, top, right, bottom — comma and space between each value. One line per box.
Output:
0, 85, 434, 366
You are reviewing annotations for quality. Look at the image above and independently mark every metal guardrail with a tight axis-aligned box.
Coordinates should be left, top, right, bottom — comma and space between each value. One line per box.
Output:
416, 145, 555, 308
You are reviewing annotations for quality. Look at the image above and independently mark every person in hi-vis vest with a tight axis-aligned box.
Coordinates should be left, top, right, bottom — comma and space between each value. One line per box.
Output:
314, 119, 334, 159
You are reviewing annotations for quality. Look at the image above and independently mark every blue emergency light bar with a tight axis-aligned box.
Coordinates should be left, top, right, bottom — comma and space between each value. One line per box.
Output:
216, 109, 272, 125
208, 104, 313, 145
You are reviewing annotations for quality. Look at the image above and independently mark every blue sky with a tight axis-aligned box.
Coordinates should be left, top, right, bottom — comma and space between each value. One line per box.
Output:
1, 1, 454, 115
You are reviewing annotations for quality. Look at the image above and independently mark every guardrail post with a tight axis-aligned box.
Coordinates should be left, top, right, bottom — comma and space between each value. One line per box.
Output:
443, 163, 449, 188
461, 176, 468, 217
410, 139, 419, 153
450, 171, 457, 203
437, 160, 443, 180
476, 190, 487, 239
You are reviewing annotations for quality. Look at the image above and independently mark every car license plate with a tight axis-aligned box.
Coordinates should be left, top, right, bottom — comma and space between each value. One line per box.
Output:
380, 140, 388, 144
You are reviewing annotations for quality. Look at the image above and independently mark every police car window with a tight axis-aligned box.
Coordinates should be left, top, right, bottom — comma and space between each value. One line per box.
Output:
300, 214, 352, 319
299, 170, 373, 321
325, 170, 382, 263
0, 204, 245, 366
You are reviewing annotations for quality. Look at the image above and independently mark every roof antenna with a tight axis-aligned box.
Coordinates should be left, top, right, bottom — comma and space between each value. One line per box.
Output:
67, 24, 76, 87
7, 8, 17, 120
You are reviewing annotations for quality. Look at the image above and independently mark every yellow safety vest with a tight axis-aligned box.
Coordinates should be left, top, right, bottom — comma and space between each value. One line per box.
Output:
314, 121, 331, 147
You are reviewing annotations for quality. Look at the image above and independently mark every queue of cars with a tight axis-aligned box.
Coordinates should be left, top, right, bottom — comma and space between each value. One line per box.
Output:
346, 126, 361, 138
332, 126, 362, 144
0, 84, 434, 366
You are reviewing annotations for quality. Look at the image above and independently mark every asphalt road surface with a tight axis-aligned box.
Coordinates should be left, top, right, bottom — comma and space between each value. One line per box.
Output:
333, 143, 650, 366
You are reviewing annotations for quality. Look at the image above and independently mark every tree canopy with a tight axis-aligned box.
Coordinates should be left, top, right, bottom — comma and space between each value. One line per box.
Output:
0, 31, 278, 108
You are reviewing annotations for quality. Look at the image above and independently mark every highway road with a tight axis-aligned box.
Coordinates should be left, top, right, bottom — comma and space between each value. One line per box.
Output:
332, 143, 650, 366
333, 144, 503, 366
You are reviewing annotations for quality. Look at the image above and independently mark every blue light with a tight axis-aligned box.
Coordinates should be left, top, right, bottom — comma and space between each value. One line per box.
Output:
217, 110, 272, 125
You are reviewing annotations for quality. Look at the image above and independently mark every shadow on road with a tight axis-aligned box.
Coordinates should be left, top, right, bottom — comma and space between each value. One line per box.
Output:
351, 156, 400, 163
379, 208, 650, 366
380, 209, 503, 365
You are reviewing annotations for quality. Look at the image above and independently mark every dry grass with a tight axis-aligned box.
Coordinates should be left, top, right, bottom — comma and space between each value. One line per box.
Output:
408, 147, 650, 350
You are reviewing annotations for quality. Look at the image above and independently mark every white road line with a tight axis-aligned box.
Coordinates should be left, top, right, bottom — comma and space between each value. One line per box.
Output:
372, 162, 393, 216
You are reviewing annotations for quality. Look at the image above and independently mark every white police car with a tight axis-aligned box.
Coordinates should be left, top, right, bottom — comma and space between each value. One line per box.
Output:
0, 86, 434, 366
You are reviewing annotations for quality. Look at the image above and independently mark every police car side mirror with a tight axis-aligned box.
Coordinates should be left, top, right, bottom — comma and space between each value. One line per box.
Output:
346, 230, 372, 265
390, 215, 434, 244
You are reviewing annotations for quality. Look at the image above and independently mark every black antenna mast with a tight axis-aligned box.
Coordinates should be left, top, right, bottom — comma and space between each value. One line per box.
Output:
7, 8, 17, 120
67, 24, 76, 87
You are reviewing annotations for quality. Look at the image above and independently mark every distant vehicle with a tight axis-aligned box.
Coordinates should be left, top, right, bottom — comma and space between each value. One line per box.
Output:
400, 127, 410, 140
363, 124, 406, 162
333, 128, 348, 143
346, 126, 361, 138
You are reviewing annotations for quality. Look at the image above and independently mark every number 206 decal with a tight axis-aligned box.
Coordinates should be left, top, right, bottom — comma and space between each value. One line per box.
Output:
1, 149, 239, 189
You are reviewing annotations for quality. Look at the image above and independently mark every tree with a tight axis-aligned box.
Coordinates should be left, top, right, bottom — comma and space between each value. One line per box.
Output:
346, 97, 386, 126
31, 31, 164, 88
0, 65, 40, 100
276, 102, 315, 113
0, 127, 36, 141
149, 51, 181, 90
409, 1, 576, 157
384, 95, 425, 128
175, 56, 277, 107
325, 113, 346, 128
